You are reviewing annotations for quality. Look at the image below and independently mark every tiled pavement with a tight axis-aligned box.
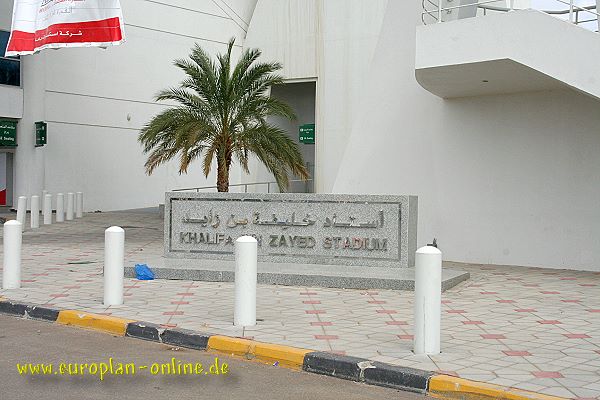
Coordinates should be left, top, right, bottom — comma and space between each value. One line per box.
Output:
1, 209, 600, 399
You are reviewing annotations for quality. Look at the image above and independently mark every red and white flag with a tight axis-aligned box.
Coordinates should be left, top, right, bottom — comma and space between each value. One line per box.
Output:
5, 0, 125, 56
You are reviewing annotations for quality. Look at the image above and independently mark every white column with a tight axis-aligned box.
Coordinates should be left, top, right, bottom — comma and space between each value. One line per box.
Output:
234, 236, 258, 326
30, 195, 40, 229
104, 226, 125, 306
76, 192, 83, 218
2, 220, 22, 289
43, 194, 52, 225
56, 193, 64, 222
66, 192, 74, 220
16, 196, 27, 226
413, 246, 442, 355
14, 53, 46, 216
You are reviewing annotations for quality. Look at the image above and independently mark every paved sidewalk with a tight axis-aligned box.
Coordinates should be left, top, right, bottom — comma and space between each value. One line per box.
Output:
1, 209, 599, 399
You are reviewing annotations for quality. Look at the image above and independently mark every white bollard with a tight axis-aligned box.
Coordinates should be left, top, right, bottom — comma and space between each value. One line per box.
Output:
43, 194, 52, 225
413, 245, 442, 355
104, 226, 125, 306
30, 195, 40, 229
234, 236, 258, 326
56, 193, 64, 222
16, 196, 27, 226
76, 192, 83, 218
3, 220, 22, 289
41, 190, 48, 215
66, 192, 74, 221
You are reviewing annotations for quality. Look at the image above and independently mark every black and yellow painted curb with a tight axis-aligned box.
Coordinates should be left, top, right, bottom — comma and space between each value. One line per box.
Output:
427, 375, 568, 400
0, 298, 566, 400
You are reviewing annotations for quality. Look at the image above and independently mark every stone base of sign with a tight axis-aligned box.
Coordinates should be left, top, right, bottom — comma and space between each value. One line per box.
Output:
125, 259, 469, 291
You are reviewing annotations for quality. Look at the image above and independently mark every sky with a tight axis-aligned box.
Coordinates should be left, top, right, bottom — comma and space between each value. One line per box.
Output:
532, 0, 598, 30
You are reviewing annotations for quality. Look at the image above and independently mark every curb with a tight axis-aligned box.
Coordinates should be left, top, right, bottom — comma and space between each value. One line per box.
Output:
0, 299, 60, 322
207, 335, 312, 370
428, 375, 567, 400
0, 298, 566, 400
126, 321, 211, 350
56, 310, 134, 335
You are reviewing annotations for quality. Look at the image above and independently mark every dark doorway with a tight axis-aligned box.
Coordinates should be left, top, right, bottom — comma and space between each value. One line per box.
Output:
269, 81, 316, 193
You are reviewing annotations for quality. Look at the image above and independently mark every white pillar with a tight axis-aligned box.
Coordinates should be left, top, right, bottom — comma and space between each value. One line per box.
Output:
104, 226, 124, 306
14, 52, 46, 214
76, 192, 83, 218
3, 220, 22, 289
56, 193, 64, 222
16, 196, 27, 226
43, 194, 52, 225
413, 245, 442, 355
66, 192, 74, 221
41, 190, 48, 215
30, 195, 40, 229
234, 236, 258, 326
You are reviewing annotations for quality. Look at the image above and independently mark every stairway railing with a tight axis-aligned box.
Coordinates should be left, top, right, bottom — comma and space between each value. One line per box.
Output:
422, 0, 599, 32
172, 179, 314, 194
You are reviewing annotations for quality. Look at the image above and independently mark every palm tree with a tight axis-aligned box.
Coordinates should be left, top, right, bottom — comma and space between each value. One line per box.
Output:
138, 38, 309, 192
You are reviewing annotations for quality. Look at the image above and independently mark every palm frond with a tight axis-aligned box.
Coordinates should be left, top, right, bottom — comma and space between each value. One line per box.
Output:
242, 124, 309, 191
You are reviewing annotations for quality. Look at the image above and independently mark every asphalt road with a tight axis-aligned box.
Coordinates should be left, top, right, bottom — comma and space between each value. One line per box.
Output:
0, 314, 427, 400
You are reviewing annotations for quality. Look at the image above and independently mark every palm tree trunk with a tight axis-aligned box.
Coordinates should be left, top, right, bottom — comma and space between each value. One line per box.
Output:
217, 162, 229, 192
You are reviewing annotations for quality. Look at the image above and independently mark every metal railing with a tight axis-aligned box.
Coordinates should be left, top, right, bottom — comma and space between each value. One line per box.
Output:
172, 179, 314, 194
422, 0, 599, 31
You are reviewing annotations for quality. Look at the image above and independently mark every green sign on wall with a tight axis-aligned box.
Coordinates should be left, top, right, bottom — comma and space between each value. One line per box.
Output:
35, 121, 47, 147
0, 120, 17, 147
299, 124, 315, 144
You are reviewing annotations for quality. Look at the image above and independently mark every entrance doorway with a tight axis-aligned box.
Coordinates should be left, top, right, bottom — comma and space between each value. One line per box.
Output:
0, 151, 13, 206
269, 81, 316, 193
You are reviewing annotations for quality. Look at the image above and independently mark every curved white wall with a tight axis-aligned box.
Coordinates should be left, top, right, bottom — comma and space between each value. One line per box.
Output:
245, 0, 600, 271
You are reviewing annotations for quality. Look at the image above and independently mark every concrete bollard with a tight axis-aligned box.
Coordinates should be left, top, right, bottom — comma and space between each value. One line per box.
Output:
2, 220, 22, 289
56, 193, 64, 222
104, 226, 125, 306
234, 236, 258, 326
413, 245, 442, 355
66, 192, 74, 221
76, 192, 83, 218
30, 195, 40, 229
43, 194, 52, 225
16, 196, 27, 226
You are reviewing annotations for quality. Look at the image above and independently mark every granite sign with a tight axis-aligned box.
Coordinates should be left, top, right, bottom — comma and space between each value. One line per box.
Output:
165, 193, 418, 267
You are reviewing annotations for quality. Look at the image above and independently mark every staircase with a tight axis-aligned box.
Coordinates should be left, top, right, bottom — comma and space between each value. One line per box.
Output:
416, 7, 600, 100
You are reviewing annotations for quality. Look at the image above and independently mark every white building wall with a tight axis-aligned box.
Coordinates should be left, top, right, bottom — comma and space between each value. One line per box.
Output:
0, 86, 23, 119
245, 1, 600, 271
314, 0, 389, 193
4, 0, 257, 211
244, 0, 318, 80
244, 0, 389, 192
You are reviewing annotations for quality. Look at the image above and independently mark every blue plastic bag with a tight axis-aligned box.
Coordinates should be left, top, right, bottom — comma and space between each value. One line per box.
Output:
134, 264, 155, 280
